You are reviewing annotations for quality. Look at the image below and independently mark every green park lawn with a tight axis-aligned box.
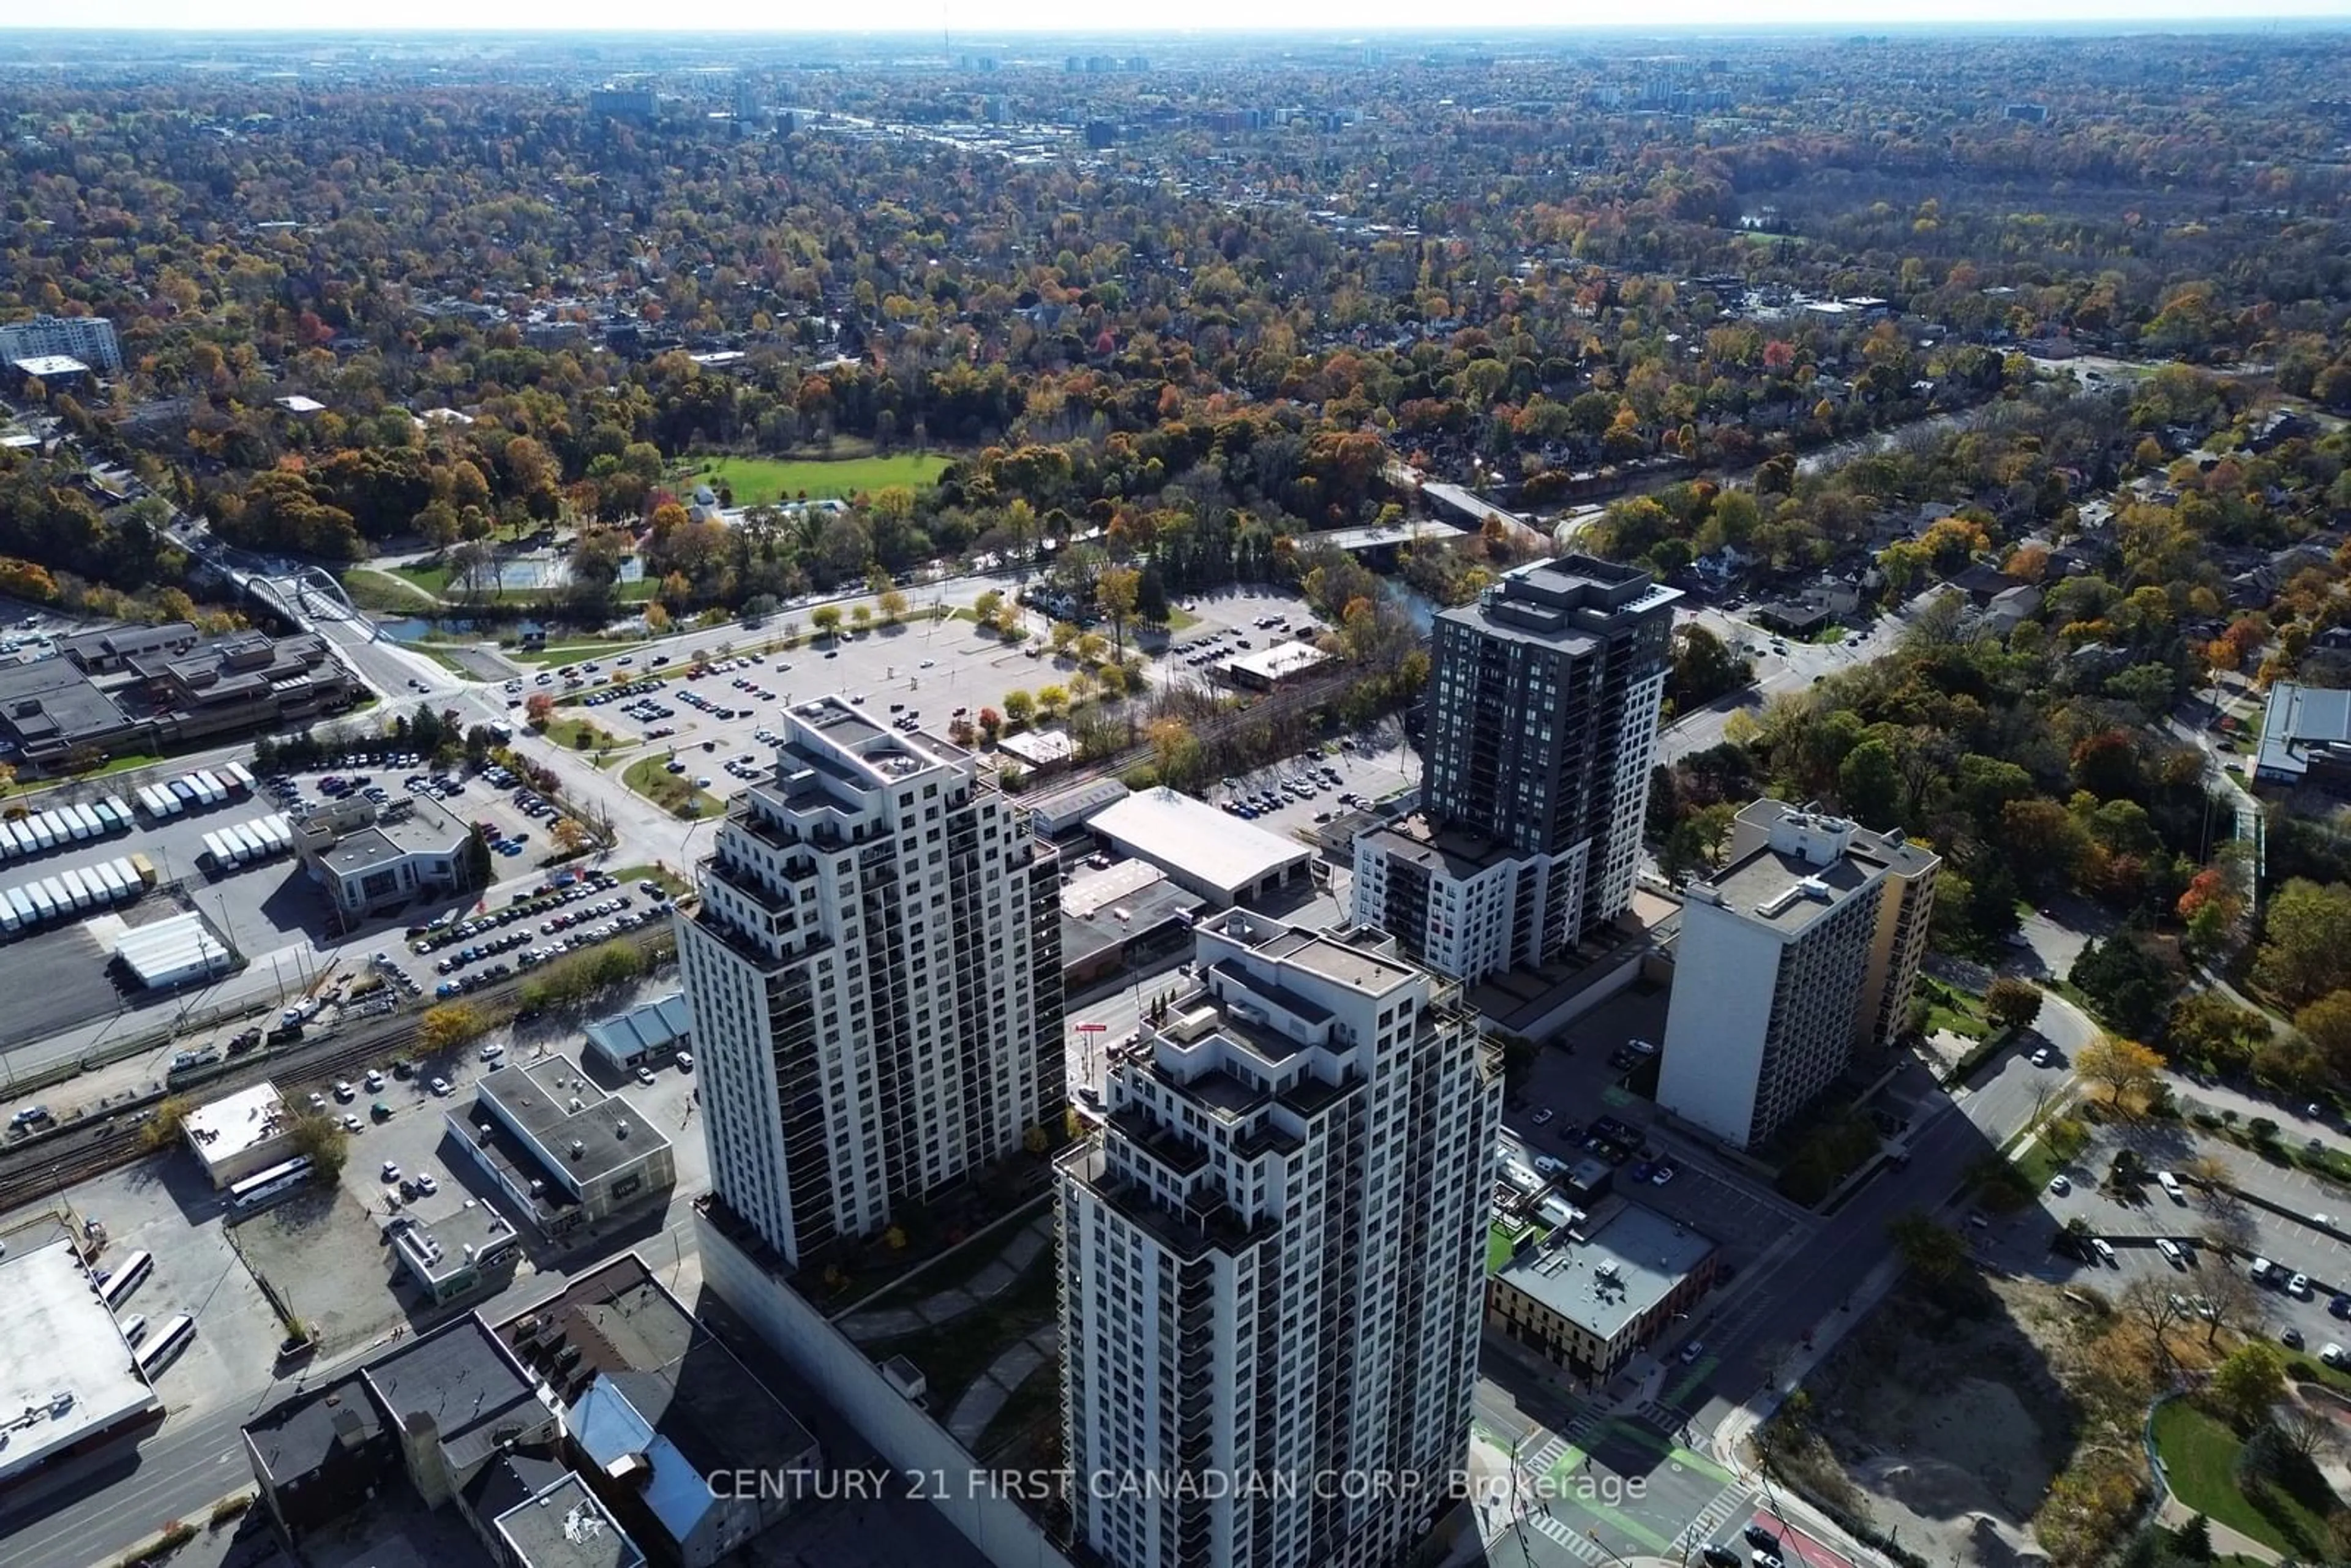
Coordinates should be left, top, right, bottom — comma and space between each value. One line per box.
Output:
622, 754, 722, 820
683, 452, 949, 506
2151, 1400, 2335, 1556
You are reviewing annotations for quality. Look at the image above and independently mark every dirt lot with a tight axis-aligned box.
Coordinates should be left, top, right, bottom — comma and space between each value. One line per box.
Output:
1791, 1277, 2082, 1567
231, 1180, 403, 1355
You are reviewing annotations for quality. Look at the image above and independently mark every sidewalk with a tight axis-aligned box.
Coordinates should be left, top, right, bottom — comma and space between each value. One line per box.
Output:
2153, 1494, 2282, 1565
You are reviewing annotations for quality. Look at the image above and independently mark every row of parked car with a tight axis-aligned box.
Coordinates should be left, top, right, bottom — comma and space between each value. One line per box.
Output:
675, 685, 748, 722
1221, 763, 1352, 820
513, 903, 660, 967
576, 678, 667, 708
436, 928, 533, 975
407, 871, 623, 954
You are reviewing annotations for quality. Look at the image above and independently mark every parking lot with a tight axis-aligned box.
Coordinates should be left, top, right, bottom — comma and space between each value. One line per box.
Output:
1, 1152, 290, 1420
2004, 1112, 2351, 1353
240, 972, 708, 1341
0, 745, 598, 1055
506, 585, 1331, 811
260, 753, 559, 872
1502, 985, 1809, 1265
1202, 713, 1422, 839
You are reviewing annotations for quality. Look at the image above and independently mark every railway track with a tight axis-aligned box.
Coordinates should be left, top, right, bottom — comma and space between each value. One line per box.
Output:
0, 926, 675, 1215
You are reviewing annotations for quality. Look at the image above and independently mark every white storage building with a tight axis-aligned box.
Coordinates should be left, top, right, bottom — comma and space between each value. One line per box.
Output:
1086, 787, 1312, 908
114, 912, 235, 990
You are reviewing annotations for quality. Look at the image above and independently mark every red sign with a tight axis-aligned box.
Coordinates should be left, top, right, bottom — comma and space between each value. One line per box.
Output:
1075, 1022, 1108, 1033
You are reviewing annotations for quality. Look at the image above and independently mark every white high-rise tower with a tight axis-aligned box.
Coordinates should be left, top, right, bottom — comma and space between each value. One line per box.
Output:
1057, 910, 1500, 1568
677, 697, 1064, 1266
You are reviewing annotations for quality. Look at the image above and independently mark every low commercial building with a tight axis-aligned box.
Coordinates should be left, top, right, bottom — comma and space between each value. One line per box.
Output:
582, 992, 692, 1075
241, 1374, 397, 1542
0, 1230, 165, 1488
362, 1315, 558, 1509
496, 1255, 822, 1568
390, 1203, 525, 1306
183, 1080, 298, 1188
1086, 786, 1310, 907
1486, 1199, 1719, 1386
0, 623, 359, 772
1218, 639, 1332, 691
6, 353, 91, 392
302, 801, 476, 921
2255, 680, 2351, 788
1057, 858, 1202, 988
1026, 776, 1129, 839
447, 1054, 677, 1243
996, 726, 1075, 771
490, 1470, 647, 1568
0, 658, 146, 769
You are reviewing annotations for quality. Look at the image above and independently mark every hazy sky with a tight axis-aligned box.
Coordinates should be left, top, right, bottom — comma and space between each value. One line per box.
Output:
6, 0, 2349, 31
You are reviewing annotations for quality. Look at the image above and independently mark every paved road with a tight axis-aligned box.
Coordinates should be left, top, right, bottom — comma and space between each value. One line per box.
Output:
1457, 985, 2089, 1568
0, 1200, 710, 1568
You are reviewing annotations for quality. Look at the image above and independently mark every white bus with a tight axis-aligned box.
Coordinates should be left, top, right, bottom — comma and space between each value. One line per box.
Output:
101, 1250, 154, 1310
133, 1314, 195, 1376
228, 1157, 314, 1214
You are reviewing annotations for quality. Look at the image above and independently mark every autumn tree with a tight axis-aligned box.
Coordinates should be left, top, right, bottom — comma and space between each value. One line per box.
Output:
288, 1112, 350, 1180
419, 1002, 489, 1055
1147, 716, 1200, 789
1002, 689, 1035, 726
1095, 565, 1141, 661
1984, 977, 2044, 1035
2076, 1034, 2166, 1116
2294, 989, 2351, 1076
811, 604, 844, 639
2254, 879, 2351, 1007
524, 692, 556, 729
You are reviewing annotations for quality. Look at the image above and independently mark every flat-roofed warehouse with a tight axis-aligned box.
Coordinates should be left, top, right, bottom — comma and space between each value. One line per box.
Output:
1218, 639, 1333, 691
0, 1229, 165, 1485
182, 1079, 300, 1187
1059, 858, 1203, 986
1086, 786, 1311, 908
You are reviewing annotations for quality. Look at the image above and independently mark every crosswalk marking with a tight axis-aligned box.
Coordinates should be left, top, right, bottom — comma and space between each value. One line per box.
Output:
1526, 1502, 1610, 1564
1672, 1478, 1755, 1556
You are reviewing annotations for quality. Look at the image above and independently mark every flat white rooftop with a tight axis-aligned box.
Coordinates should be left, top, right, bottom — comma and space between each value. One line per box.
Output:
1223, 640, 1332, 682
0, 1233, 160, 1484
1062, 857, 1169, 920
184, 1080, 291, 1171
1090, 787, 1308, 898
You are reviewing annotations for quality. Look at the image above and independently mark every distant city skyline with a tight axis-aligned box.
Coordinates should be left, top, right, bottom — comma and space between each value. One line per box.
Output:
4, 2, 2349, 33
